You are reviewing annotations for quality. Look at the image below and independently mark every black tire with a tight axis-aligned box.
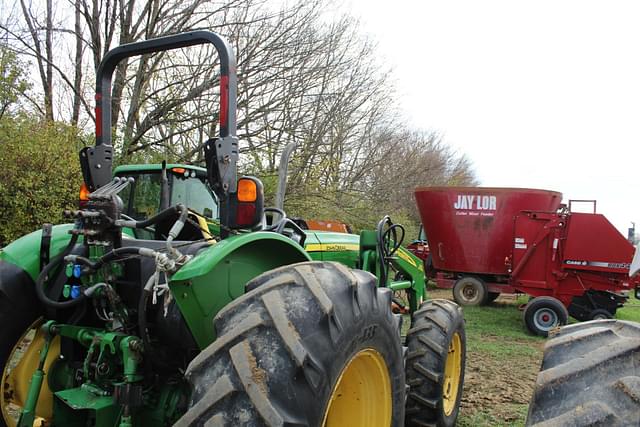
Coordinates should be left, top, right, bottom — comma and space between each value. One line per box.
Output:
589, 308, 613, 320
526, 320, 640, 426
176, 261, 405, 427
405, 299, 466, 427
452, 276, 487, 306
487, 292, 500, 303
0, 266, 42, 427
424, 254, 435, 278
0, 288, 40, 427
523, 296, 568, 337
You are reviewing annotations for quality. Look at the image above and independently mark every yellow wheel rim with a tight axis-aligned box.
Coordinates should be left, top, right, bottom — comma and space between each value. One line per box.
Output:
442, 332, 462, 416
1, 319, 58, 427
322, 348, 392, 427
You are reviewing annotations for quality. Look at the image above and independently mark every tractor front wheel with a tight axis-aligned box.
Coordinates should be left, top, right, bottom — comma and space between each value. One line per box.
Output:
405, 299, 466, 427
523, 296, 568, 337
176, 261, 405, 427
527, 320, 640, 426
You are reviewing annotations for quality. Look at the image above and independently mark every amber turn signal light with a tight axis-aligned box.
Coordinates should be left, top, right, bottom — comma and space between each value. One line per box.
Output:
79, 183, 90, 201
237, 178, 257, 202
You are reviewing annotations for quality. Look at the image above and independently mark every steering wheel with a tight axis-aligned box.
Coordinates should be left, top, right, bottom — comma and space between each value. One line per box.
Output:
263, 207, 287, 231
376, 216, 405, 287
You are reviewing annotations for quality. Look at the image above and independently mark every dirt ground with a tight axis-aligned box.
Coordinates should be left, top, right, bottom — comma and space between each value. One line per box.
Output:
427, 288, 545, 426
460, 338, 543, 424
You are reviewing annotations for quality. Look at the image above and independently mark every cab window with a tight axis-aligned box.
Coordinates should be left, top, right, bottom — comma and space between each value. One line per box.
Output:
171, 174, 218, 219
118, 170, 218, 220
120, 173, 162, 220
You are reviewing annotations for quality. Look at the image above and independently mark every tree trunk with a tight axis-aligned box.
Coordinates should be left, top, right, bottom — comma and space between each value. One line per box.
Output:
72, 0, 83, 126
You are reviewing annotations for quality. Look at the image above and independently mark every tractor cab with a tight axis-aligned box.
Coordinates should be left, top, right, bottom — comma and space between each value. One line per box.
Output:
113, 164, 219, 239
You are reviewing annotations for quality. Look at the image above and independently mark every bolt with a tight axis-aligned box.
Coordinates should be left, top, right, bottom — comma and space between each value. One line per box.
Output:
128, 340, 142, 352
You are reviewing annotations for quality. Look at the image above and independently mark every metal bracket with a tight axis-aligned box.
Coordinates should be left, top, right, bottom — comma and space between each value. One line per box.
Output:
204, 136, 238, 198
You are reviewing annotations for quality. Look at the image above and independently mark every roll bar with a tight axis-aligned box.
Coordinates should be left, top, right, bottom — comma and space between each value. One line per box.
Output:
80, 31, 238, 195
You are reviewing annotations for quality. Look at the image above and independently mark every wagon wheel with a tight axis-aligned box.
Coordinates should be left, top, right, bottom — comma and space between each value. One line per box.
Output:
452, 276, 488, 306
588, 308, 613, 320
523, 296, 569, 337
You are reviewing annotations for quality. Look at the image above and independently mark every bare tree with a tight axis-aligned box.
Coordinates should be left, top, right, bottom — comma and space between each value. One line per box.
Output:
16, 0, 54, 120
1, 0, 477, 231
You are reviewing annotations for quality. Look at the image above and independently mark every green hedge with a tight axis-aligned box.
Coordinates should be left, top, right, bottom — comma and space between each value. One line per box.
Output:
0, 116, 83, 246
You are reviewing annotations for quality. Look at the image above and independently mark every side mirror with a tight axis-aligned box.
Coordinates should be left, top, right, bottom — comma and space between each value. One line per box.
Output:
227, 176, 264, 230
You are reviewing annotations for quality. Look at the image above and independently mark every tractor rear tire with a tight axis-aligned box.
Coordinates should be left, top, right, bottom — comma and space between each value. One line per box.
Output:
176, 261, 405, 427
405, 299, 466, 427
452, 276, 487, 306
523, 296, 568, 337
0, 267, 42, 427
526, 320, 640, 426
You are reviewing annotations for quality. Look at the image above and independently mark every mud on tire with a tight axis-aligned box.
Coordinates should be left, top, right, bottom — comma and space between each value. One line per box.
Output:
405, 299, 466, 427
526, 320, 640, 426
175, 261, 405, 427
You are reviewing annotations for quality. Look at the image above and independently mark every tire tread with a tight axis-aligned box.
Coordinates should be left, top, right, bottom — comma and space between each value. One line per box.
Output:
405, 300, 466, 427
527, 320, 640, 426
177, 261, 405, 427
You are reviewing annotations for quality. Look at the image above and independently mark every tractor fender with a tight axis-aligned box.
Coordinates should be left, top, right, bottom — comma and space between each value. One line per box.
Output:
0, 223, 77, 320
169, 231, 311, 348
0, 223, 76, 282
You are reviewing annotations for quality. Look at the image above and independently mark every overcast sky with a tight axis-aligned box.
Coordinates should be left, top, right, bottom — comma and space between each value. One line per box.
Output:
346, 0, 639, 236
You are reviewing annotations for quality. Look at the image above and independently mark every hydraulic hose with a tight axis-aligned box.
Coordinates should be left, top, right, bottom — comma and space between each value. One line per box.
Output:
67, 247, 157, 271
166, 204, 187, 258
117, 205, 180, 229
138, 274, 155, 353
35, 232, 86, 309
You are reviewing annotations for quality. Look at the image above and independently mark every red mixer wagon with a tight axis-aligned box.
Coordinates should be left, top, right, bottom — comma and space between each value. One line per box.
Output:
414, 186, 640, 336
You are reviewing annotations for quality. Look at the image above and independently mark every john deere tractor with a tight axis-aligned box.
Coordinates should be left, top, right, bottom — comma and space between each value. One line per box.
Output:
0, 31, 465, 427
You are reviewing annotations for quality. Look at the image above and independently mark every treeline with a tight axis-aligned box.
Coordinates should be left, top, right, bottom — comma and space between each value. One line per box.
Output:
0, 0, 475, 245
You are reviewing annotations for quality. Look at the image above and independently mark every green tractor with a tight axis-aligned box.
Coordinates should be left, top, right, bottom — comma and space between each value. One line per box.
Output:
0, 31, 465, 427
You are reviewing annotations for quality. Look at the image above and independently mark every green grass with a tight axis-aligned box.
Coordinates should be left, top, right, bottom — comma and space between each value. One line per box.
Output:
616, 292, 640, 322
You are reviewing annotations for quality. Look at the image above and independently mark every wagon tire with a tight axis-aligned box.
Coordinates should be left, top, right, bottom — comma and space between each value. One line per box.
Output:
452, 276, 487, 306
589, 308, 613, 320
176, 261, 405, 427
526, 320, 640, 426
523, 296, 568, 337
405, 299, 466, 427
